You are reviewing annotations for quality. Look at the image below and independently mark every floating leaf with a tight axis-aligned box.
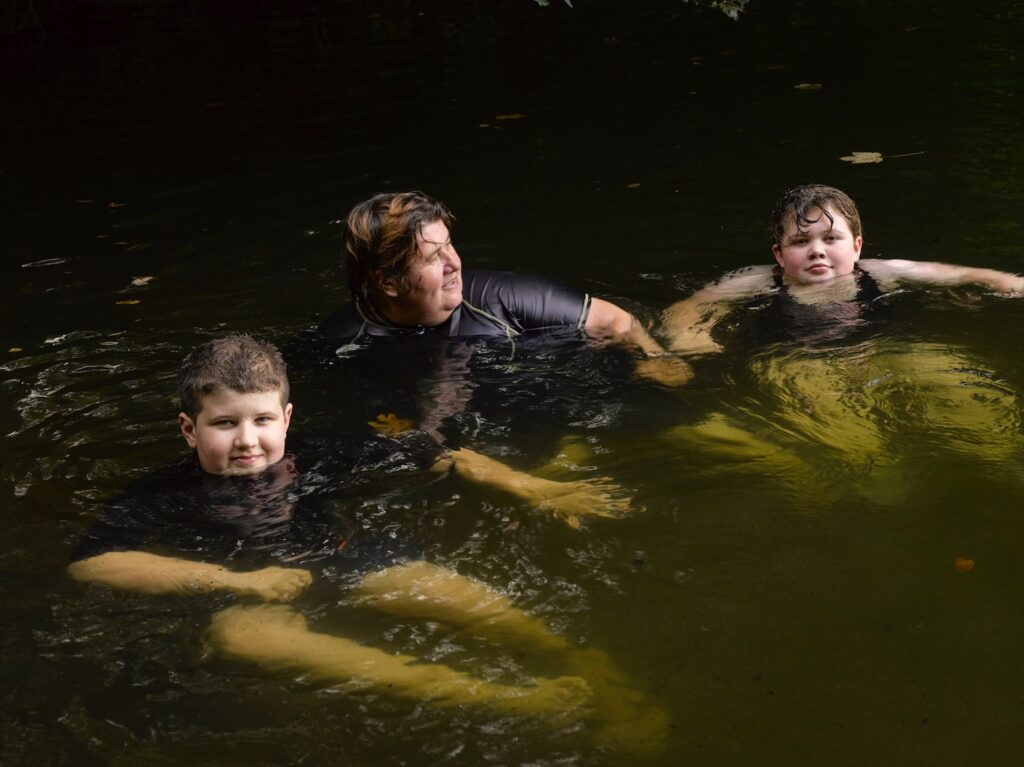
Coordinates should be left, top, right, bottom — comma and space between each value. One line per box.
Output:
793, 83, 823, 90
495, 113, 526, 120
131, 276, 154, 287
108, 202, 127, 208
368, 412, 413, 436
953, 557, 975, 573
626, 183, 642, 189
8, 347, 23, 353
839, 151, 884, 164
116, 299, 141, 305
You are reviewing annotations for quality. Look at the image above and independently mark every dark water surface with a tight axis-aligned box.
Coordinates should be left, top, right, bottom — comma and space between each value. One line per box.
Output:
3, 1, 1023, 764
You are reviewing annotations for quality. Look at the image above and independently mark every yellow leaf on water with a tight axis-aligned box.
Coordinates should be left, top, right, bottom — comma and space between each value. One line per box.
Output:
953, 557, 975, 573
839, 151, 884, 164
793, 82, 823, 90
108, 202, 127, 208
116, 299, 141, 305
131, 276, 154, 286
495, 113, 526, 120
368, 412, 414, 436
626, 183, 642, 189
8, 347, 23, 353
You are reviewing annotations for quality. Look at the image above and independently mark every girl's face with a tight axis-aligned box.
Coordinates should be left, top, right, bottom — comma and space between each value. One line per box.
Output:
772, 206, 863, 285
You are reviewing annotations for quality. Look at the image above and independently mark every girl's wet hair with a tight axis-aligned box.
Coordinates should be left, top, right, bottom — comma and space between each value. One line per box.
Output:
343, 191, 455, 301
178, 335, 289, 419
771, 184, 863, 243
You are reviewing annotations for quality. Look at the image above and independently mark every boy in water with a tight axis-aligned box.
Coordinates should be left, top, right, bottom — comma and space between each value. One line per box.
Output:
663, 184, 1024, 353
67, 336, 665, 745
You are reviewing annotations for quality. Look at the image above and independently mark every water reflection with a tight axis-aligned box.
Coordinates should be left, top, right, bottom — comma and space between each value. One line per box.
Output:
4, 0, 1024, 763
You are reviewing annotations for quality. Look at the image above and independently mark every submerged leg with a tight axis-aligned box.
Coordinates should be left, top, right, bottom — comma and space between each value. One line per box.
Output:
205, 604, 591, 716
352, 561, 570, 654
354, 562, 670, 755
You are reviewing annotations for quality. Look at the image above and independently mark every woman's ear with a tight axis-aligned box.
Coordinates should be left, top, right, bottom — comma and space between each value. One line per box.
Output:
373, 269, 399, 298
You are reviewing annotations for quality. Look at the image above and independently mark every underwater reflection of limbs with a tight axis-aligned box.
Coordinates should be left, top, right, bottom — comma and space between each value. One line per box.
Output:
204, 603, 591, 718
445, 447, 635, 529
204, 563, 670, 755
349, 561, 668, 754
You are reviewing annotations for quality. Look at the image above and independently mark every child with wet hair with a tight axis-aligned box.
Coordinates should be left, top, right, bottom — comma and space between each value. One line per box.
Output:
663, 183, 1024, 353
657, 185, 1024, 504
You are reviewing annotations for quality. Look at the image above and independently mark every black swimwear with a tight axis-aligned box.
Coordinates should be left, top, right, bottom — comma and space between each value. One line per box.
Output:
743, 266, 889, 347
70, 430, 443, 575
318, 268, 592, 344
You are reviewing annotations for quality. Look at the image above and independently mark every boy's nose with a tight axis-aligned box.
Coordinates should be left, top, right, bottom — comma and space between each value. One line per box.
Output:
234, 423, 258, 447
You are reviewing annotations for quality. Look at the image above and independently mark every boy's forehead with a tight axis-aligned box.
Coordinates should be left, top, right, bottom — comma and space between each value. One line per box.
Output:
198, 386, 287, 411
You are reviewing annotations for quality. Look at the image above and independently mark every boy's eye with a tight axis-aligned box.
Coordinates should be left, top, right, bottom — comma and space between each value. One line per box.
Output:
214, 419, 235, 427
255, 416, 273, 424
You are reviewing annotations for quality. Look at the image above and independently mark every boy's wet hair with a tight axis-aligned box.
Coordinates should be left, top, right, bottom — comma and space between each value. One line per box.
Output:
771, 184, 863, 243
178, 335, 289, 419
343, 191, 455, 302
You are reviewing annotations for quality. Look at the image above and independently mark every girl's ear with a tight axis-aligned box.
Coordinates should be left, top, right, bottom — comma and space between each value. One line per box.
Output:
178, 412, 197, 448
772, 243, 785, 268
853, 235, 863, 260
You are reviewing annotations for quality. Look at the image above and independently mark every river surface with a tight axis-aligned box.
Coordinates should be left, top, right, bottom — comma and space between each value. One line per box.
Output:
3, 1, 1023, 764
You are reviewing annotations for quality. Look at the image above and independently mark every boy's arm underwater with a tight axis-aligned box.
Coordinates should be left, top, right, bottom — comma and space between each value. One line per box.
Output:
661, 265, 776, 354
432, 448, 632, 529
860, 259, 1024, 296
68, 550, 312, 601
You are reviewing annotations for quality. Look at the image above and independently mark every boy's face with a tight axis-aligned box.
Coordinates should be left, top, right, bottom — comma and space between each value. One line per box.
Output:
772, 206, 863, 285
178, 388, 293, 476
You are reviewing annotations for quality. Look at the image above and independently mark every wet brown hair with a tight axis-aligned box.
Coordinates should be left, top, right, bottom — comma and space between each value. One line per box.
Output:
343, 191, 455, 301
771, 184, 863, 244
178, 335, 289, 419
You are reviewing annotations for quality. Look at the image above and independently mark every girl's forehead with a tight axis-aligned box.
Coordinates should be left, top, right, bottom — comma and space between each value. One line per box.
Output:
785, 205, 851, 233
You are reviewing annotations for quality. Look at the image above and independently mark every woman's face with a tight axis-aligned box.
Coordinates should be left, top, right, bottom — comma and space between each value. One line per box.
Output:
383, 219, 463, 326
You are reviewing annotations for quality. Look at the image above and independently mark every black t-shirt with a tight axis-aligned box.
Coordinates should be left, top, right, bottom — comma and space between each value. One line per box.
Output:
70, 430, 444, 575
317, 268, 592, 343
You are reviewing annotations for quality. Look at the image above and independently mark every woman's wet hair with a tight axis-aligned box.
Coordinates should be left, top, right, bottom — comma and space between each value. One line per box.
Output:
179, 334, 289, 419
771, 184, 863, 243
343, 191, 455, 301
